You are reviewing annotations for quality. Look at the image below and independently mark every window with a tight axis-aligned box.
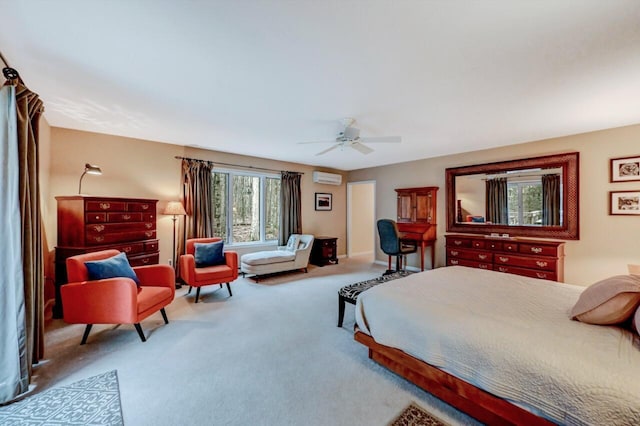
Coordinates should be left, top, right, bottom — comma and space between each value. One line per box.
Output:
212, 170, 281, 245
507, 180, 542, 226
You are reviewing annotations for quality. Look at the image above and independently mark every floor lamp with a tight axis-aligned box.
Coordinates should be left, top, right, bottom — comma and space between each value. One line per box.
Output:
162, 201, 187, 289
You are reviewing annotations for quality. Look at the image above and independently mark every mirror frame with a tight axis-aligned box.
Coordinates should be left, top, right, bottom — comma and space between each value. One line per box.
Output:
446, 152, 579, 240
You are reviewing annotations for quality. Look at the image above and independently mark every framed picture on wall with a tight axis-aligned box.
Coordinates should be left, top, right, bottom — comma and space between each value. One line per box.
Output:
315, 192, 332, 211
609, 190, 640, 215
610, 155, 640, 182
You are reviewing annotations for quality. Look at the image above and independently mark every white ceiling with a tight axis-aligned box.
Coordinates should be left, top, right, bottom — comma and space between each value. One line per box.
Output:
1, 1, 639, 171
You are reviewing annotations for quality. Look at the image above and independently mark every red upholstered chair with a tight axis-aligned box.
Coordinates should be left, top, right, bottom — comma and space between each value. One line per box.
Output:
179, 237, 238, 303
61, 249, 175, 344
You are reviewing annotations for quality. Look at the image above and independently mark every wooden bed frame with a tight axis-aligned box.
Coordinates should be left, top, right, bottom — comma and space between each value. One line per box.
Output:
354, 330, 555, 426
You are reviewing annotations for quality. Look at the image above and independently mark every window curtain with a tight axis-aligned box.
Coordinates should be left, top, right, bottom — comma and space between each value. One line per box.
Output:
542, 174, 561, 226
0, 79, 44, 404
485, 177, 508, 224
176, 159, 214, 275
279, 172, 302, 245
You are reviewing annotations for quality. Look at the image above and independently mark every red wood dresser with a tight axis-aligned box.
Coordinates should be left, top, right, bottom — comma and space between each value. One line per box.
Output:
445, 234, 565, 282
54, 196, 159, 317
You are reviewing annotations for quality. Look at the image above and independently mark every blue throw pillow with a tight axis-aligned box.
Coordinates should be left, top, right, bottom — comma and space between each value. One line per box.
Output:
84, 252, 140, 285
194, 241, 225, 267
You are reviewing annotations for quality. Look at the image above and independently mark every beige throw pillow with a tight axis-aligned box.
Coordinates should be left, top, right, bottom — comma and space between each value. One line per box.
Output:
570, 275, 640, 325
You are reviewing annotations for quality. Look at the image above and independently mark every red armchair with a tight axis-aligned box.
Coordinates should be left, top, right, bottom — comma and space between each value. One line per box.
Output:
62, 249, 175, 344
179, 238, 238, 303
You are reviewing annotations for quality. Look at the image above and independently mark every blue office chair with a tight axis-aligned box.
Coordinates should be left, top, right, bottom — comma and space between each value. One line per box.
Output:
377, 219, 417, 275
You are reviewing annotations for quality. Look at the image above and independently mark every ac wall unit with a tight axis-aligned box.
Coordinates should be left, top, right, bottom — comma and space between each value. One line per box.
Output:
312, 171, 342, 186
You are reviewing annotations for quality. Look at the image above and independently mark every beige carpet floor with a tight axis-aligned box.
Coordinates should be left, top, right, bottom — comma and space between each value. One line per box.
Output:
31, 256, 480, 425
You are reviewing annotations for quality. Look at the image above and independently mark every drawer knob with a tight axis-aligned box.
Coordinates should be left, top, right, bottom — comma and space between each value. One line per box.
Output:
124, 246, 132, 253
536, 273, 548, 279
450, 259, 459, 265
145, 231, 153, 237
142, 205, 149, 210
100, 203, 110, 210
95, 215, 100, 220
454, 240, 462, 246
450, 250, 459, 256
498, 267, 508, 272
536, 261, 548, 268
123, 214, 131, 220
479, 264, 488, 269
531, 247, 543, 254
478, 254, 487, 260
94, 236, 104, 242
145, 223, 153, 229
499, 256, 509, 262
142, 258, 150, 264
93, 225, 105, 232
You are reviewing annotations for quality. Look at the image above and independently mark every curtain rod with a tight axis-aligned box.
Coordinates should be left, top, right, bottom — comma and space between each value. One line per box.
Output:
174, 156, 304, 174
0, 50, 20, 80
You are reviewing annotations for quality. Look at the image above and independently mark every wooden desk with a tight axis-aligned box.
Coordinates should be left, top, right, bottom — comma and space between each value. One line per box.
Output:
398, 223, 436, 271
395, 186, 438, 271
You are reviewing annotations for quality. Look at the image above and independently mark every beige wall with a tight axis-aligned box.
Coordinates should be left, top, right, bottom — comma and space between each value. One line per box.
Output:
348, 182, 375, 256
348, 123, 640, 285
46, 128, 347, 266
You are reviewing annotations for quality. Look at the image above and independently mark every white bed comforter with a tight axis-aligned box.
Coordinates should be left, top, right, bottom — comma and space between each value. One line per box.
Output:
355, 266, 640, 426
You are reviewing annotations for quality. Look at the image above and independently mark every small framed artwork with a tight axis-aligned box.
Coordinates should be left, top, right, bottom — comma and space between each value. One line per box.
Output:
610, 155, 640, 182
609, 190, 640, 215
315, 192, 332, 211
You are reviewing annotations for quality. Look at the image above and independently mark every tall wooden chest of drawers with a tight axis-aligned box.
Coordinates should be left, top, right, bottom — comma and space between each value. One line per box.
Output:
54, 196, 159, 317
445, 234, 565, 282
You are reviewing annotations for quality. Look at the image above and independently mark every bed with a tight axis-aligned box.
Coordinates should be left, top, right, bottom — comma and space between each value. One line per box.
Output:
354, 266, 640, 425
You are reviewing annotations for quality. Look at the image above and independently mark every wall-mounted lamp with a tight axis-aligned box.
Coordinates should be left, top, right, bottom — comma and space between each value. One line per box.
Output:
163, 201, 187, 287
78, 163, 102, 194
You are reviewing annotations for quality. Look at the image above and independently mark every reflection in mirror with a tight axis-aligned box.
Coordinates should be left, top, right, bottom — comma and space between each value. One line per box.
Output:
446, 152, 579, 240
455, 167, 563, 227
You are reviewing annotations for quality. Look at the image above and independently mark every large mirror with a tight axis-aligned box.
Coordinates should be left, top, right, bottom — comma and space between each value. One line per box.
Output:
446, 152, 579, 239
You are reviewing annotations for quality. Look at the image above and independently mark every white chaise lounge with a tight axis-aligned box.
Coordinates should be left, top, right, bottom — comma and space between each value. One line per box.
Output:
240, 234, 314, 281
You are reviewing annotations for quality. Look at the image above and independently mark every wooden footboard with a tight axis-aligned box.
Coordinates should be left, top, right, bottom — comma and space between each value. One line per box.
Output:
354, 330, 554, 426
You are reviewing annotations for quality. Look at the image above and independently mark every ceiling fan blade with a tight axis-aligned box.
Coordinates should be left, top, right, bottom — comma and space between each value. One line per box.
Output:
350, 141, 374, 155
297, 140, 336, 145
315, 144, 340, 156
358, 136, 401, 144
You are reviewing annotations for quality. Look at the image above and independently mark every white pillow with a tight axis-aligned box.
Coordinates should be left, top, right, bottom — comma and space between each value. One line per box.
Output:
570, 275, 640, 325
285, 235, 300, 252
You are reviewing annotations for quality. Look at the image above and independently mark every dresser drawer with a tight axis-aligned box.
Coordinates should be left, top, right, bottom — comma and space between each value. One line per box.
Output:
446, 237, 472, 248
86, 222, 156, 235
86, 213, 107, 223
494, 254, 557, 271
85, 230, 157, 245
144, 240, 159, 252
447, 258, 492, 270
127, 202, 155, 212
447, 248, 492, 262
518, 243, 559, 257
115, 242, 144, 255
107, 212, 143, 222
494, 265, 557, 281
85, 201, 127, 211
128, 252, 159, 267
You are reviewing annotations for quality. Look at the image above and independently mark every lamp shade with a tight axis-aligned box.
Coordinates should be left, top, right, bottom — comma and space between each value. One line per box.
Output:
163, 201, 187, 216
85, 163, 102, 175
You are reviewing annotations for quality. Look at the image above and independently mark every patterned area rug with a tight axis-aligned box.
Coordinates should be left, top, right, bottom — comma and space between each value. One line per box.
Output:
0, 370, 123, 426
389, 403, 449, 426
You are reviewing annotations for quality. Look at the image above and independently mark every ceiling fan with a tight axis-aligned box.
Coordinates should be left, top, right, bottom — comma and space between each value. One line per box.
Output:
299, 118, 401, 156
